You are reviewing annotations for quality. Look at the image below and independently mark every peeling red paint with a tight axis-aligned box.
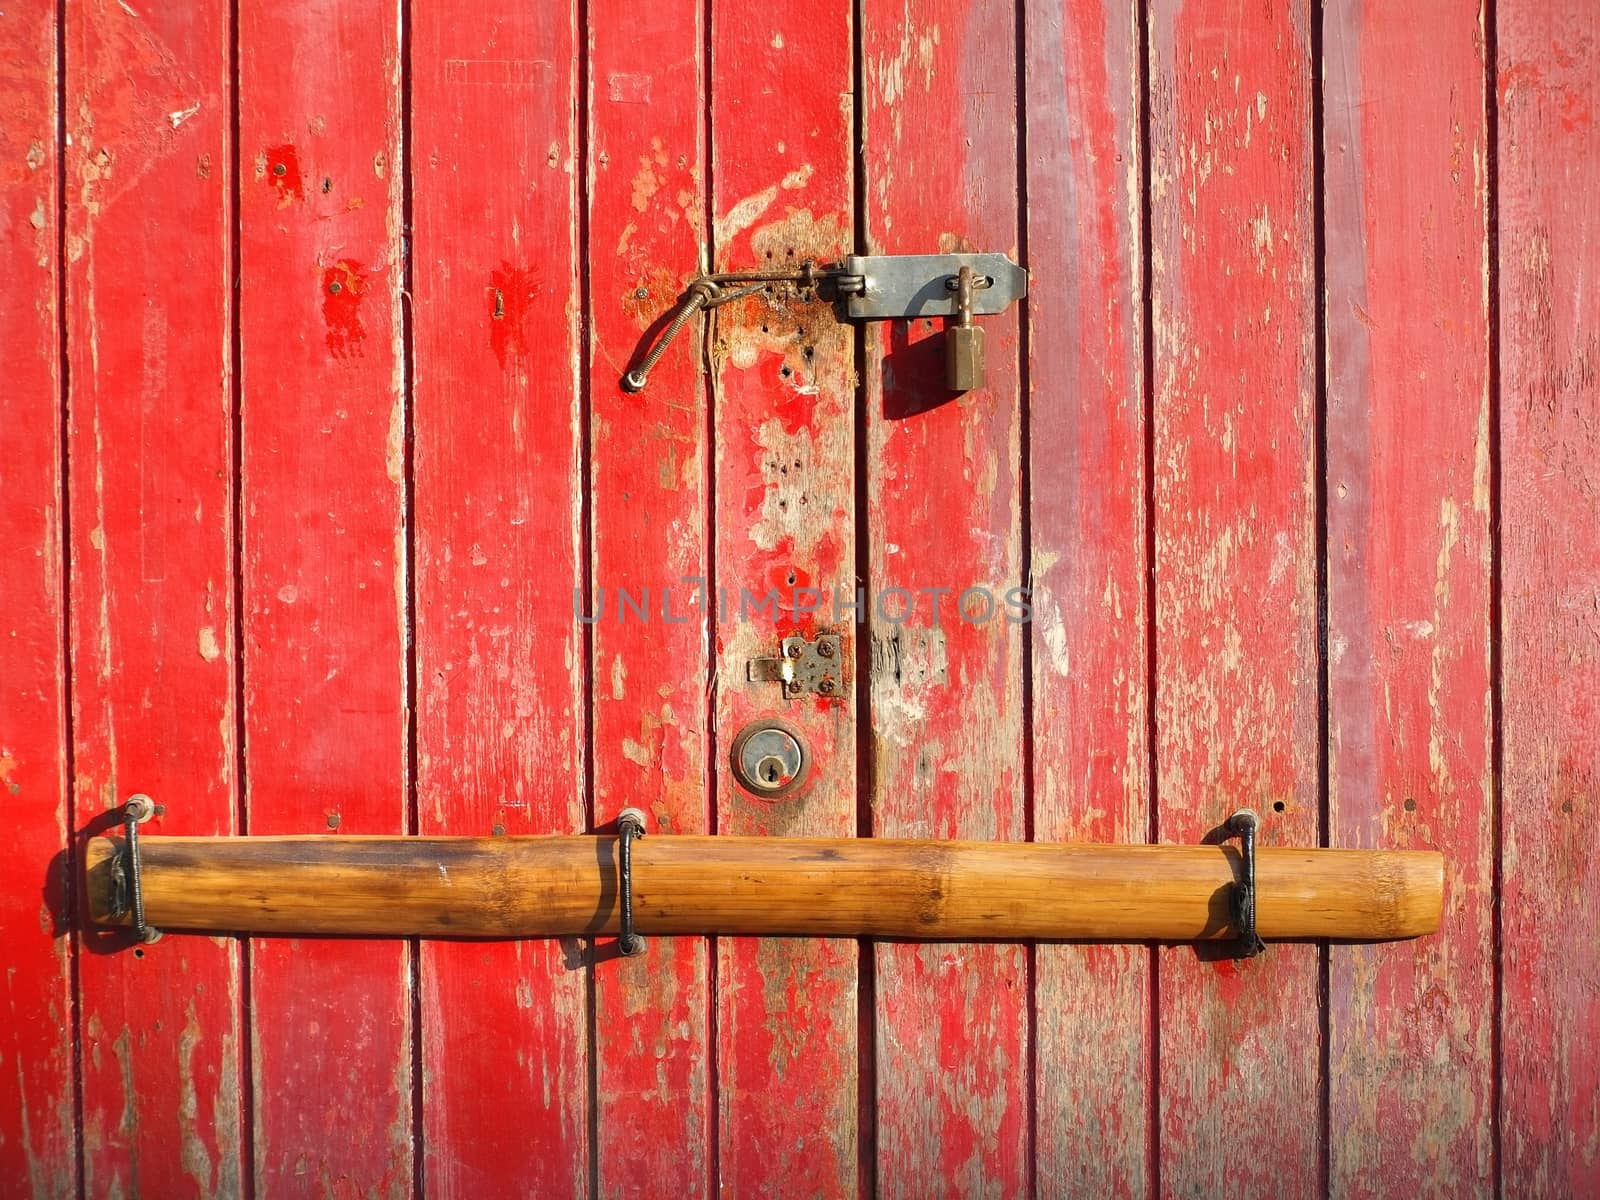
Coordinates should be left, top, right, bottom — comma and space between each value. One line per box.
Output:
321, 259, 368, 358
487, 262, 541, 367
264, 143, 303, 203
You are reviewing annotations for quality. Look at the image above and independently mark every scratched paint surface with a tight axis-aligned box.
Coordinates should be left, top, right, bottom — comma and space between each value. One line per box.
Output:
1148, 2, 1322, 1194
1499, 2, 1600, 1194
588, 3, 715, 1195
409, 4, 590, 1195
711, 4, 862, 1194
862, 2, 1028, 1192
3, 2, 1599, 1196
1323, 1, 1496, 1193
0, 10, 76, 1199
62, 1, 246, 1195
237, 0, 412, 1194
1024, 2, 1152, 1195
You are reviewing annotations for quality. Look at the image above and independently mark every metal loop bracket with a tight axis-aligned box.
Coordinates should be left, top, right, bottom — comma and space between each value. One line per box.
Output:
118, 794, 162, 945
616, 808, 648, 956
1226, 808, 1265, 957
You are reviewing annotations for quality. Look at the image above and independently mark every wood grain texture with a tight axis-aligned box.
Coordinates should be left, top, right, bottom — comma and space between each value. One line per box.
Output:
64, 0, 245, 1194
1023, 1, 1152, 1194
710, 2, 861, 1194
236, 0, 411, 1192
587, 3, 713, 1194
0, 9, 76, 1198
1498, 2, 1600, 1193
1323, 1, 1495, 1193
1147, 1, 1321, 1194
85, 835, 1444, 941
861, 1, 1027, 1193
409, 3, 589, 1193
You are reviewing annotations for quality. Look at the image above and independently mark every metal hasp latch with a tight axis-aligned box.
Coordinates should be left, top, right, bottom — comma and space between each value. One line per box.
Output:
622, 253, 1027, 394
747, 632, 844, 698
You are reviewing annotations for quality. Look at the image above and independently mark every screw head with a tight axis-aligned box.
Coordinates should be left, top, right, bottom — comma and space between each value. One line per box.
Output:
785, 641, 804, 658
819, 677, 836, 694
272, 162, 287, 177
817, 639, 835, 658
328, 281, 342, 295
634, 287, 649, 300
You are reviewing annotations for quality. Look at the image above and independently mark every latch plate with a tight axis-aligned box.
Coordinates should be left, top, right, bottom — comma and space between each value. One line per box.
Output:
747, 633, 844, 698
841, 253, 1028, 320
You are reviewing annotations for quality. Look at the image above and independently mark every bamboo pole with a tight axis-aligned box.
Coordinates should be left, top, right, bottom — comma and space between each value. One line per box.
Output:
84, 835, 1442, 942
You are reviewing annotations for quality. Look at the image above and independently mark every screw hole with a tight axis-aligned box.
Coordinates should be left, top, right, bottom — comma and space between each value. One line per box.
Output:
1272, 801, 1286, 813
780, 365, 792, 378
133, 948, 145, 959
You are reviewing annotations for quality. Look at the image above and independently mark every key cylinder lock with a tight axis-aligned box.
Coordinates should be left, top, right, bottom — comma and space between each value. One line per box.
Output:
730, 720, 811, 798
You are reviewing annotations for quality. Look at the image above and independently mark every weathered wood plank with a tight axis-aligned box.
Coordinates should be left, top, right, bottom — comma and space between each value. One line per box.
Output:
1323, 1, 1495, 1193
861, 1, 1027, 1191
1147, 1, 1321, 1193
710, 1, 860, 1192
0, 9, 77, 1197
1024, 1, 1152, 1193
409, 3, 589, 1194
64, 0, 245, 1193
236, 0, 411, 1191
587, 2, 714, 1193
1498, 2, 1600, 1194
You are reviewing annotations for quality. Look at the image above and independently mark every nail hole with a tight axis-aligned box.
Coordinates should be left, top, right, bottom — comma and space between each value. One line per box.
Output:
322, 176, 332, 193
780, 365, 792, 378
1272, 801, 1286, 813
133, 948, 145, 959
1403, 798, 1417, 812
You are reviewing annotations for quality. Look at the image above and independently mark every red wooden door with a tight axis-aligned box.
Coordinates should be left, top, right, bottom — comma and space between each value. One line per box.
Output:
2, 1, 1597, 1197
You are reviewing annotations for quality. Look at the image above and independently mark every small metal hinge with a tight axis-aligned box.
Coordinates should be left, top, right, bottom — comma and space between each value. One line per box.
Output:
747, 633, 844, 698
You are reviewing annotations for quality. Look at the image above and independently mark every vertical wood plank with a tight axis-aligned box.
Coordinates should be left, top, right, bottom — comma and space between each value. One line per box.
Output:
1323, 1, 1495, 1193
861, 1, 1027, 1192
587, 3, 714, 1194
236, 1, 411, 1192
1147, 2, 1321, 1194
409, 1, 589, 1193
1498, 3, 1600, 1194
0, 9, 77, 1196
64, 0, 245, 1193
1024, 1, 1152, 1194
710, 2, 860, 1193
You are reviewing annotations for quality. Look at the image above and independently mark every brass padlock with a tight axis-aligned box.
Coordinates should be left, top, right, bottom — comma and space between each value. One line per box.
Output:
945, 266, 984, 391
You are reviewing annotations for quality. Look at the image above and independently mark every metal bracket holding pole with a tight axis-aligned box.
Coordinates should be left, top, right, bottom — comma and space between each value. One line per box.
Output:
111, 794, 162, 945
1226, 808, 1265, 958
616, 807, 648, 957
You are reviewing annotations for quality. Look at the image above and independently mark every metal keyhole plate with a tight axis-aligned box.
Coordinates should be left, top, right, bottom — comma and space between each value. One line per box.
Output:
730, 720, 811, 798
